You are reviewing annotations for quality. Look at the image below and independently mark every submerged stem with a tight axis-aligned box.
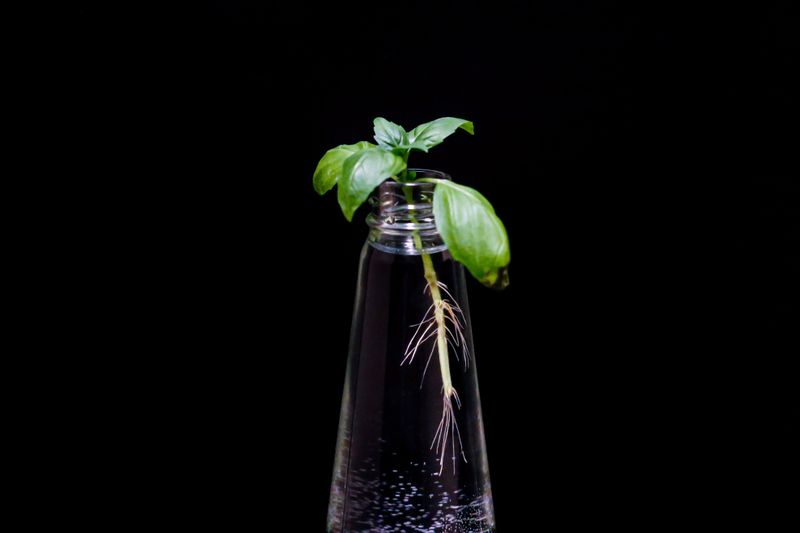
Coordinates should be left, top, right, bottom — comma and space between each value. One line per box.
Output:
421, 253, 454, 396
402, 186, 454, 395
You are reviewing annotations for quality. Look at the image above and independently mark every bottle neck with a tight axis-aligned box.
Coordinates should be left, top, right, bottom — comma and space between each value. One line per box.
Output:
366, 170, 449, 255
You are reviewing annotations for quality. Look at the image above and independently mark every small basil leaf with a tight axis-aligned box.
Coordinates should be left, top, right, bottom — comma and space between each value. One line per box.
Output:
433, 180, 510, 289
338, 147, 406, 221
408, 117, 474, 150
373, 117, 407, 149
312, 141, 374, 195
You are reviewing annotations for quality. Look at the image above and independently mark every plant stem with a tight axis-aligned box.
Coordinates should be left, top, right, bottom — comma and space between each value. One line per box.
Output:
398, 151, 410, 181
403, 186, 454, 396
421, 252, 454, 395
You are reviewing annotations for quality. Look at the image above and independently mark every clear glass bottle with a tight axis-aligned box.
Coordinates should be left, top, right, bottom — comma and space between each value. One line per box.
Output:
327, 170, 496, 533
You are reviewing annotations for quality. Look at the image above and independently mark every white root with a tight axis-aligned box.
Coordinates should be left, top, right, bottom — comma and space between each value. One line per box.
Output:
430, 394, 468, 475
403, 280, 470, 475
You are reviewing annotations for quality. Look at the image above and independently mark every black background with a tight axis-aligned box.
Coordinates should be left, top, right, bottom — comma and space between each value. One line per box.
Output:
152, 1, 797, 529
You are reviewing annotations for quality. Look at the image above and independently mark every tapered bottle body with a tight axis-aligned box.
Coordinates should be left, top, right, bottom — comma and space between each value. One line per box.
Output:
328, 172, 495, 533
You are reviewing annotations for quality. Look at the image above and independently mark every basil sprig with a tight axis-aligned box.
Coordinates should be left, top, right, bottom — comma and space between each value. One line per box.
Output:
313, 117, 510, 289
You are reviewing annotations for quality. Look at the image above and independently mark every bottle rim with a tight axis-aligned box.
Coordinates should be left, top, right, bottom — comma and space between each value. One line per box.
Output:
366, 169, 450, 236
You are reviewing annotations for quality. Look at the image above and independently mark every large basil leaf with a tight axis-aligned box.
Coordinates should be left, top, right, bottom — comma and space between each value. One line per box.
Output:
433, 180, 510, 289
408, 117, 474, 151
373, 117, 407, 149
338, 147, 406, 221
312, 141, 374, 195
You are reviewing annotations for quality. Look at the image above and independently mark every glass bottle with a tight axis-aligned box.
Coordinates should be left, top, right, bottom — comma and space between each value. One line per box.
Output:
327, 170, 496, 533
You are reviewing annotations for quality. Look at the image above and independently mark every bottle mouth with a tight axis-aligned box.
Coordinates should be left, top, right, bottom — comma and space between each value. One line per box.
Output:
389, 168, 452, 185
366, 169, 450, 234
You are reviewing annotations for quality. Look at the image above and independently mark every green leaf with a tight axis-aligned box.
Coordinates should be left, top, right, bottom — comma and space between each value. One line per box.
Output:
312, 141, 374, 195
373, 117, 407, 149
432, 180, 510, 289
338, 147, 406, 221
392, 140, 430, 153
408, 117, 474, 151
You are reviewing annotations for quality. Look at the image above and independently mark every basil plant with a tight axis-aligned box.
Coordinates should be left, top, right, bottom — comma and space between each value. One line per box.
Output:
313, 117, 510, 289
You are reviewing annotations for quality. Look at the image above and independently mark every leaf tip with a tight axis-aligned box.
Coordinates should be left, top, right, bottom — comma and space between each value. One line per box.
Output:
481, 266, 510, 290
312, 178, 329, 196
339, 202, 355, 222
